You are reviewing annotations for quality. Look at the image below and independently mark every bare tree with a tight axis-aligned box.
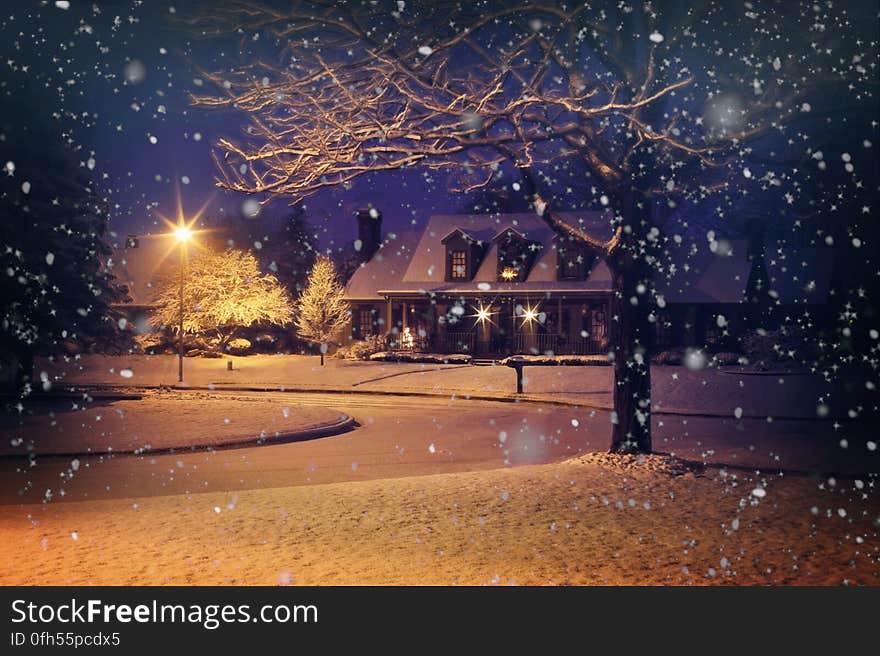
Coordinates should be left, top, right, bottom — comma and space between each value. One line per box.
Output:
184, 1, 876, 452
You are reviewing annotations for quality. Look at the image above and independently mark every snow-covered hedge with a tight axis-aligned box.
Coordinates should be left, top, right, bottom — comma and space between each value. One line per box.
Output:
335, 335, 387, 360
369, 351, 472, 364
500, 354, 610, 366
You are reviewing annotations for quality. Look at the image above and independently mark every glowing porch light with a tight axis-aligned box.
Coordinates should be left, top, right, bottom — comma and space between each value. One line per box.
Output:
174, 226, 193, 242
471, 302, 496, 326
520, 302, 540, 327
500, 267, 518, 280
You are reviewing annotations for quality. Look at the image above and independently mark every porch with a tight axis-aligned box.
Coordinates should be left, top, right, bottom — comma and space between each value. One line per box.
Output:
350, 294, 610, 357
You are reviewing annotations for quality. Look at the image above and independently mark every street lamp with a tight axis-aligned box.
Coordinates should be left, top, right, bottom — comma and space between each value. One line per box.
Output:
174, 225, 192, 383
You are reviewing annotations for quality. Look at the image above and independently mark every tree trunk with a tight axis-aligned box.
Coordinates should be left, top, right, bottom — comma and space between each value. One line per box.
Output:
320, 351, 325, 366
608, 263, 653, 453
605, 182, 657, 454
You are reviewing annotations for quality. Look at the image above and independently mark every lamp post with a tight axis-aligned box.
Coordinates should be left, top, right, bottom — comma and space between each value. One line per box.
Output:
174, 225, 192, 383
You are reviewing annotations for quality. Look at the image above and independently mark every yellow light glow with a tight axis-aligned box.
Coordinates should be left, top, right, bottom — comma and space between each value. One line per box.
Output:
520, 302, 540, 327
471, 302, 496, 326
174, 226, 193, 242
501, 267, 518, 280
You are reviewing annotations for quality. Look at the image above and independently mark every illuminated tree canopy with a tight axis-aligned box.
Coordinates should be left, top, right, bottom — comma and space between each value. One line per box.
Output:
149, 247, 293, 347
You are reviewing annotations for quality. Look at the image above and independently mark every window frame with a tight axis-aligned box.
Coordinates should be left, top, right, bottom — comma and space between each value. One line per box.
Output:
449, 249, 468, 280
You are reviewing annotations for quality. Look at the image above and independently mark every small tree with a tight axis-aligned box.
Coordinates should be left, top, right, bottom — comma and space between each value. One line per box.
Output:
294, 255, 350, 365
150, 247, 292, 350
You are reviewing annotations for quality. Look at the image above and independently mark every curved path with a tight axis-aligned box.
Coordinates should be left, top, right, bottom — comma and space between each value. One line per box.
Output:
0, 392, 354, 457
2, 390, 877, 506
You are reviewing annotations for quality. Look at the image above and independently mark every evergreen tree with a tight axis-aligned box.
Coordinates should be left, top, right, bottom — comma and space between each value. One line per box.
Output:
201, 205, 317, 296
260, 207, 317, 296
294, 255, 350, 365
149, 247, 293, 350
0, 73, 128, 395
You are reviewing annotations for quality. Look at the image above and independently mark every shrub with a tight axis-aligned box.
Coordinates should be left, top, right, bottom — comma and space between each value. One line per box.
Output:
336, 335, 387, 360
226, 338, 253, 355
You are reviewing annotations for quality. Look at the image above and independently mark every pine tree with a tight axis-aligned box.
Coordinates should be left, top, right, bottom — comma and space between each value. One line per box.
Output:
149, 247, 293, 349
294, 255, 350, 365
0, 72, 129, 395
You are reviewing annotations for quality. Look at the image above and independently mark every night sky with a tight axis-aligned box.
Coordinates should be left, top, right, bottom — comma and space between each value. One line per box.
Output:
0, 0, 468, 251
1, 0, 876, 259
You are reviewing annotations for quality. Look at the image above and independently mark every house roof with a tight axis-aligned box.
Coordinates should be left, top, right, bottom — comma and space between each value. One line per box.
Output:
345, 211, 766, 304
345, 212, 615, 300
344, 230, 423, 300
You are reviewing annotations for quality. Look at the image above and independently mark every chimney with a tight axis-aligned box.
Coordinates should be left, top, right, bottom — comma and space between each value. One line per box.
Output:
356, 208, 382, 262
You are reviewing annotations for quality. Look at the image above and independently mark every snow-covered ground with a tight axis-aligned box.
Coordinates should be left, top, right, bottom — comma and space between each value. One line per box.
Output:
1, 391, 351, 456
32, 353, 871, 419
1, 453, 876, 585
2, 354, 875, 586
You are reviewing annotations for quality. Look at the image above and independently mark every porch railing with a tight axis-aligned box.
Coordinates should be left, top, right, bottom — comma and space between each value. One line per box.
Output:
435, 331, 606, 355
514, 333, 607, 355
440, 331, 475, 353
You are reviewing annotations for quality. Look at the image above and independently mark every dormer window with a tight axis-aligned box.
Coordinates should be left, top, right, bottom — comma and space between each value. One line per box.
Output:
500, 267, 518, 281
558, 246, 585, 280
494, 227, 540, 282
442, 228, 485, 282
556, 238, 594, 281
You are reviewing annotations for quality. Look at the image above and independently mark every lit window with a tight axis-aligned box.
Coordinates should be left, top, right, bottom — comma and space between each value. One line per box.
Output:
500, 267, 518, 281
450, 250, 467, 279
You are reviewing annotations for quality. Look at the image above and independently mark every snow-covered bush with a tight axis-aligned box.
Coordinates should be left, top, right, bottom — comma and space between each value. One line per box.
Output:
336, 335, 386, 360
225, 338, 253, 355
500, 354, 610, 366
370, 351, 471, 364
710, 351, 745, 366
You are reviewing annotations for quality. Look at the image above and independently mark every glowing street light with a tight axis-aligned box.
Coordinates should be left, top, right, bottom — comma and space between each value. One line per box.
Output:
173, 223, 193, 383
157, 190, 210, 383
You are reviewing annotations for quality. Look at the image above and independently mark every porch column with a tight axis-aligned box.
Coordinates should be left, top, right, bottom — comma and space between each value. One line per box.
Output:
402, 302, 408, 330
385, 297, 392, 335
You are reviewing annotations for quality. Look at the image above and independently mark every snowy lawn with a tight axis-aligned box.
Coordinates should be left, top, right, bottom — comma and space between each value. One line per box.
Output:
0, 391, 352, 456
1, 453, 876, 585
33, 353, 869, 419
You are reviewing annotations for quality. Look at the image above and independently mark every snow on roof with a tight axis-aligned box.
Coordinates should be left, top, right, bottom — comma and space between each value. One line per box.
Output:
344, 231, 422, 300
345, 211, 614, 300
440, 227, 478, 244
404, 212, 611, 283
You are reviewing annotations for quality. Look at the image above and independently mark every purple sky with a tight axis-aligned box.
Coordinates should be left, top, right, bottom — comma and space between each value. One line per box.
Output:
1, 1, 479, 253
